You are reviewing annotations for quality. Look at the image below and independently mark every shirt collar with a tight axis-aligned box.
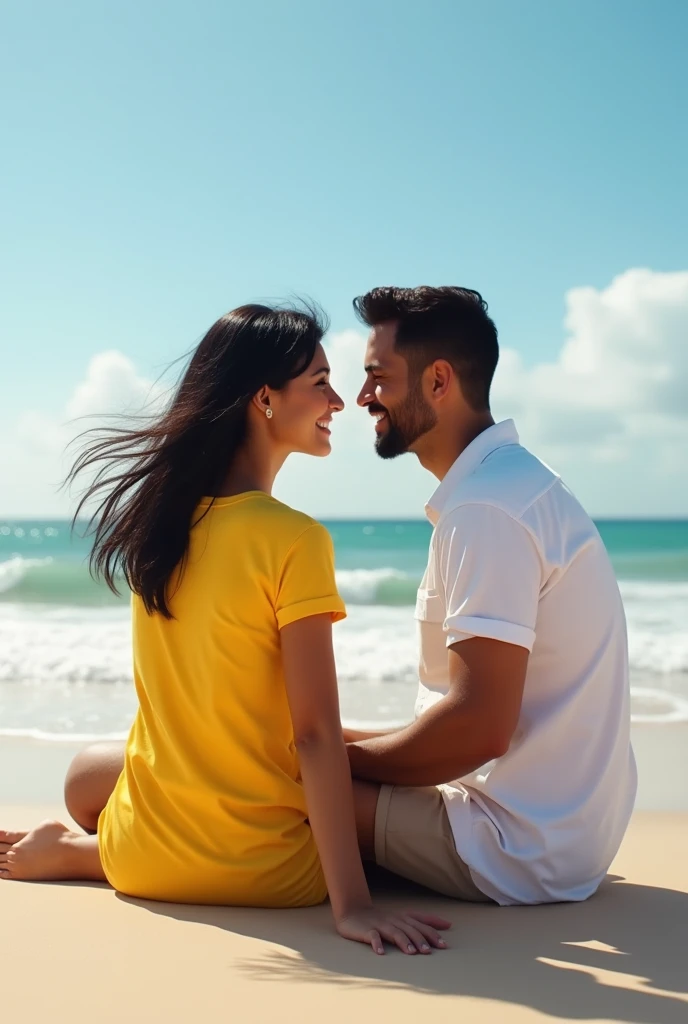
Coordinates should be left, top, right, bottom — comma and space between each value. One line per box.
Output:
425, 419, 520, 525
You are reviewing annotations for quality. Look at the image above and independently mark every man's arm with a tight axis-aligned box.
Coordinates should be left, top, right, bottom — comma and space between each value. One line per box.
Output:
347, 636, 529, 786
342, 726, 401, 743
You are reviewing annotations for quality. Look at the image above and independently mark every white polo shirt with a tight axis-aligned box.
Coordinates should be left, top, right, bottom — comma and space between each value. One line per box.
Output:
416, 419, 637, 905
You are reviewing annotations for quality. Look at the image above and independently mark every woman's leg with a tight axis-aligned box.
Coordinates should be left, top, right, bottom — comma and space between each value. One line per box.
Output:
0, 741, 125, 883
64, 741, 125, 833
0, 821, 105, 881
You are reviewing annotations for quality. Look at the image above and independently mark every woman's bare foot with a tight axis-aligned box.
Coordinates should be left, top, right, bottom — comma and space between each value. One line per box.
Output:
0, 820, 106, 882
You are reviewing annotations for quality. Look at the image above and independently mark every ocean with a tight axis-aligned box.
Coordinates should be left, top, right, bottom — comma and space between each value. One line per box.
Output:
1, 517, 688, 741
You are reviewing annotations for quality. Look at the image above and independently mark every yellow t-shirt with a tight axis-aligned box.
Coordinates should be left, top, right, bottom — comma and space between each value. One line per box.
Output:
98, 492, 346, 907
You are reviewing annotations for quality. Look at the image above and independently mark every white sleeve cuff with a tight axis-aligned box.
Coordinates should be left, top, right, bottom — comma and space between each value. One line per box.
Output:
445, 615, 535, 652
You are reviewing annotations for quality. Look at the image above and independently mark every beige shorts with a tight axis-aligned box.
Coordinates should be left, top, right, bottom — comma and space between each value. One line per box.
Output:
374, 784, 493, 902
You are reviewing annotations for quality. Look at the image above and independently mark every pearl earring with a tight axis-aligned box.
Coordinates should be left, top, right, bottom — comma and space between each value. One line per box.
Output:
265, 408, 273, 419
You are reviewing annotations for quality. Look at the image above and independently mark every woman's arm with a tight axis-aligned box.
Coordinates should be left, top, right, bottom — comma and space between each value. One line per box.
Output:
280, 614, 450, 955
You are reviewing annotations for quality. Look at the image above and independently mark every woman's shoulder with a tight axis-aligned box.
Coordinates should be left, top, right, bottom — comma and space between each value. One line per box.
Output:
255, 499, 339, 569
257, 495, 325, 540
197, 493, 330, 550
216, 493, 326, 547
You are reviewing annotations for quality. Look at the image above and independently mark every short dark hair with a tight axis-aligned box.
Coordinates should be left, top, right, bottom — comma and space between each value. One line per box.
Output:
353, 286, 499, 411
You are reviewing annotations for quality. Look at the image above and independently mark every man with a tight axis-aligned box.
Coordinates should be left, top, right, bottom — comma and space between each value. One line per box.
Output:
346, 286, 637, 906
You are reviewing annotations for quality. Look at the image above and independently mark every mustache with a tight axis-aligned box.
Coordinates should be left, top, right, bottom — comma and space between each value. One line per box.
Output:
368, 403, 388, 416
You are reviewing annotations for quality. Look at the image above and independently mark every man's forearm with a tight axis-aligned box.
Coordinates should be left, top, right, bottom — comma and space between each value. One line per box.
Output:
346, 696, 500, 787
342, 726, 398, 743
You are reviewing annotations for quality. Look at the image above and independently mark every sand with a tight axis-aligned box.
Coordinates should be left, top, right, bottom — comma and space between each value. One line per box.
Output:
3, 715, 688, 810
0, 802, 685, 1024
2, 736, 687, 1022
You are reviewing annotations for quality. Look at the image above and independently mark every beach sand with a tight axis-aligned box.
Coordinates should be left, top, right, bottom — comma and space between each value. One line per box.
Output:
2, 741, 687, 1023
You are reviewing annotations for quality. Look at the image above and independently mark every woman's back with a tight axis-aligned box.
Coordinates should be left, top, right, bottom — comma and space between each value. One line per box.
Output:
3, 303, 446, 957
98, 493, 345, 906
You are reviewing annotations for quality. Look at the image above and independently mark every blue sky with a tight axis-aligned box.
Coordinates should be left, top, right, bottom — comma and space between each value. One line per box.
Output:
2, 0, 687, 518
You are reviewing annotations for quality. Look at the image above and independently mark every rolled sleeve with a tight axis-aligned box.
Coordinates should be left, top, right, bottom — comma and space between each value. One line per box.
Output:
436, 504, 542, 652
276, 595, 346, 630
275, 524, 346, 630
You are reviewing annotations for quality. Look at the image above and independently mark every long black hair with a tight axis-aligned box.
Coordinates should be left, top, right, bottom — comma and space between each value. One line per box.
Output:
68, 302, 327, 618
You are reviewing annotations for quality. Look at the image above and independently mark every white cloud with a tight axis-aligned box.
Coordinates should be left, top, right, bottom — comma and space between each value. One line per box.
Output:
492, 268, 688, 473
66, 350, 159, 420
280, 268, 688, 516
0, 353, 158, 518
2, 269, 688, 518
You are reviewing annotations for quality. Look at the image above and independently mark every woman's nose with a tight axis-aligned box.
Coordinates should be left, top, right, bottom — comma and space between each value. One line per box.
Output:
329, 387, 345, 412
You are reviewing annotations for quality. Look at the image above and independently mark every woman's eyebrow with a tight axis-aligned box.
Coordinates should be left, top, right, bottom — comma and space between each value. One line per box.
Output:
310, 365, 330, 376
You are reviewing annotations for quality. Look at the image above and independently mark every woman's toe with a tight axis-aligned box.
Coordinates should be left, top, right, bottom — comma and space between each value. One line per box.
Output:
0, 830, 27, 845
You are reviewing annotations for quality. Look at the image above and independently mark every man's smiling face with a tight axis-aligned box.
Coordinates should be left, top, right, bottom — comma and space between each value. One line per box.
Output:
356, 322, 437, 459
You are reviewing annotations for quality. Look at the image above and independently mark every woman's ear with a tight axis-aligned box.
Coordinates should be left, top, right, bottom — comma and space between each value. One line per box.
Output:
252, 387, 271, 416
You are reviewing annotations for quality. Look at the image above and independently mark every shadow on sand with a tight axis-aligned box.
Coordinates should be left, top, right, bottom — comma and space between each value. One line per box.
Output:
117, 867, 688, 1023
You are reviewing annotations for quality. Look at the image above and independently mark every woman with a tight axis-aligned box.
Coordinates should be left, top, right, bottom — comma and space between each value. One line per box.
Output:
0, 303, 448, 955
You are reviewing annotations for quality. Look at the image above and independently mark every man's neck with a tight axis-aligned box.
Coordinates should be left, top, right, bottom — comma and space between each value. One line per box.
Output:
415, 412, 495, 481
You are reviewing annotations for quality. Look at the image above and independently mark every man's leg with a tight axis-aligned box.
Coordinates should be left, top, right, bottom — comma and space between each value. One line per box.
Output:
352, 779, 381, 861
353, 781, 493, 902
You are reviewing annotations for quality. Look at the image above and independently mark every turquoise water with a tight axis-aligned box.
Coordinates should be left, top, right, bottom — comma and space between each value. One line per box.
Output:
331, 518, 688, 581
1, 517, 687, 737
1, 518, 687, 607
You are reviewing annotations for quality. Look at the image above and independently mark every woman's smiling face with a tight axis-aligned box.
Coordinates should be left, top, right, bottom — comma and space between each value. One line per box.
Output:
268, 343, 344, 457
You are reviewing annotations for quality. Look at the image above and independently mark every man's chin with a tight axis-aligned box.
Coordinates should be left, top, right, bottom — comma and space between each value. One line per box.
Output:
374, 435, 408, 460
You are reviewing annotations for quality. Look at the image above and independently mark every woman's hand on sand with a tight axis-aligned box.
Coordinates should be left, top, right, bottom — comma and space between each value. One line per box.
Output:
335, 906, 451, 955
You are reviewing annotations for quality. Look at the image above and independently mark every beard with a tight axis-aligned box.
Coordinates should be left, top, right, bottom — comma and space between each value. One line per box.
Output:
373, 382, 437, 459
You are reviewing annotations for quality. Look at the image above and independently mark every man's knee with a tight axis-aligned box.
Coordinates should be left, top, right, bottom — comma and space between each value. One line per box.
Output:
64, 742, 124, 833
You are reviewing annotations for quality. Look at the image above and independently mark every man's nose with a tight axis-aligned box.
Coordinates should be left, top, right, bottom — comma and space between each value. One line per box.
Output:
357, 381, 373, 408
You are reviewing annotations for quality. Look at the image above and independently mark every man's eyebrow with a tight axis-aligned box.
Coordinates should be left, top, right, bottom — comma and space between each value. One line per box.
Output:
310, 365, 330, 376
365, 362, 383, 373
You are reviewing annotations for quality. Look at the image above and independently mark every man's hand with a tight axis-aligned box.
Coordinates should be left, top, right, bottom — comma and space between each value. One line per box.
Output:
346, 637, 529, 787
